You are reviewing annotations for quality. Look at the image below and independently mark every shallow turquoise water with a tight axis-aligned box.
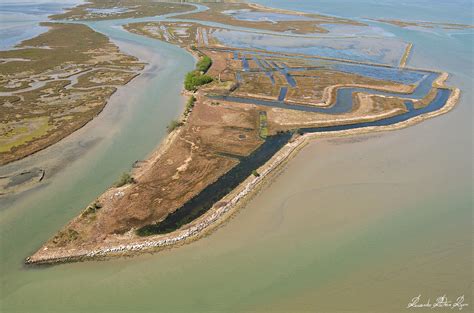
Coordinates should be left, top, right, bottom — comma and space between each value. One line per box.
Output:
0, 1, 472, 312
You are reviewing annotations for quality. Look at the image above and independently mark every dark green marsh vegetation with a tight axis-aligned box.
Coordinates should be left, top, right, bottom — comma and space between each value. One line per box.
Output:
196, 55, 212, 73
184, 55, 213, 91
115, 172, 136, 187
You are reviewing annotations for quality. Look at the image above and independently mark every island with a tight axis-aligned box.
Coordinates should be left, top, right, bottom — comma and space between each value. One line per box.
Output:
372, 18, 474, 30
0, 23, 145, 165
0, 1, 459, 265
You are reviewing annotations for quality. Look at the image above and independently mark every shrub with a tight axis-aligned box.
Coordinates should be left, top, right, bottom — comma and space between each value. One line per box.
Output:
184, 71, 213, 91
184, 95, 196, 116
167, 119, 183, 133
194, 74, 213, 85
252, 170, 260, 177
115, 172, 136, 187
183, 55, 213, 91
82, 201, 102, 216
187, 95, 196, 109
196, 55, 212, 73
65, 229, 79, 241
184, 71, 196, 91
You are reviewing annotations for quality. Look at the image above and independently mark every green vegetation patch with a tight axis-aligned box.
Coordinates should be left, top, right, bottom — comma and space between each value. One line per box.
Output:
115, 172, 136, 187
184, 55, 214, 91
167, 119, 184, 133
184, 71, 213, 91
196, 55, 212, 73
0, 117, 52, 153
184, 95, 196, 116
81, 201, 103, 217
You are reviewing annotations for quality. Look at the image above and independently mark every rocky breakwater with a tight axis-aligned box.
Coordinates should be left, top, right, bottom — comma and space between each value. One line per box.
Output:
25, 135, 306, 265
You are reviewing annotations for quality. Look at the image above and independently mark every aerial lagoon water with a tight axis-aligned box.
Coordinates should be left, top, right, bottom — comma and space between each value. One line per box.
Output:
212, 70, 440, 114
212, 29, 408, 65
0, 1, 472, 313
0, 0, 83, 50
86, 7, 130, 15
222, 9, 314, 23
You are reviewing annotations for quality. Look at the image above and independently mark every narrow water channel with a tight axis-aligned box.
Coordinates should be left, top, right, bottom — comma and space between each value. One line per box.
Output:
211, 70, 439, 113
0, 0, 197, 279
139, 87, 451, 234
137, 133, 292, 235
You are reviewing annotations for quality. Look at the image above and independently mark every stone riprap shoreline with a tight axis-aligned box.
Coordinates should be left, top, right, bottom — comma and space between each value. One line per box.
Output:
26, 132, 305, 264
25, 76, 460, 265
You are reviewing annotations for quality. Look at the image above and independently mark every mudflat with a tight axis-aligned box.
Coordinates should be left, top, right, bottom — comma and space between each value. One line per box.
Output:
0, 22, 144, 165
